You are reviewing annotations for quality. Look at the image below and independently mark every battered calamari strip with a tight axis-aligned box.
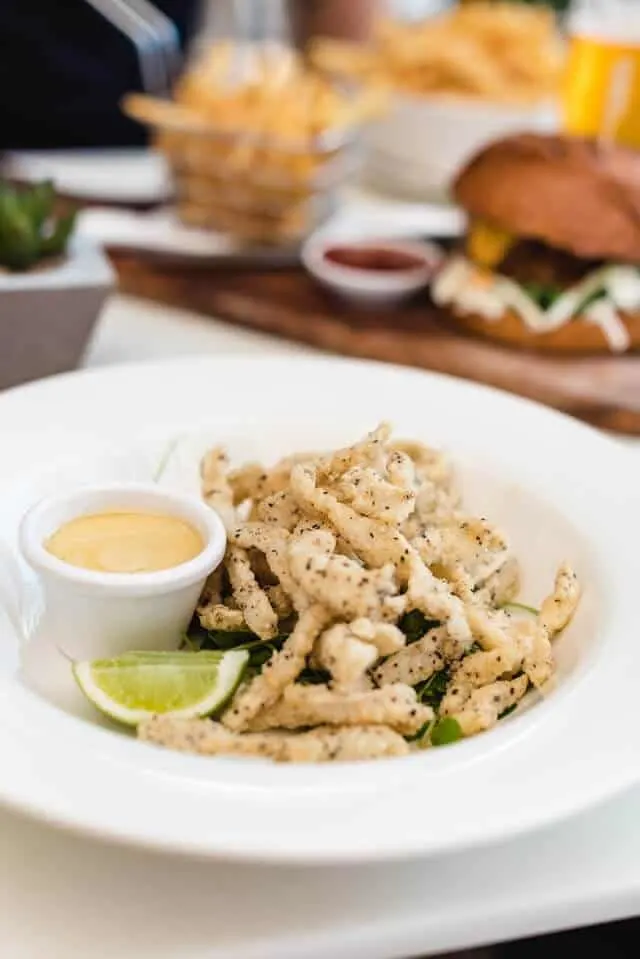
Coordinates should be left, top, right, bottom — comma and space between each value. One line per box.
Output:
140, 717, 410, 762
335, 466, 415, 525
391, 439, 454, 491
197, 566, 248, 633
516, 619, 553, 690
200, 446, 236, 532
349, 619, 406, 656
266, 584, 294, 618
222, 605, 331, 731
288, 539, 397, 621
414, 518, 510, 592
199, 565, 223, 607
316, 422, 391, 482
197, 603, 246, 632
225, 545, 278, 640
290, 520, 336, 553
228, 452, 318, 505
385, 449, 416, 491
373, 626, 449, 687
520, 563, 581, 689
313, 624, 378, 689
539, 564, 580, 635
473, 556, 521, 607
466, 606, 515, 652
249, 683, 433, 736
255, 490, 304, 530
406, 552, 473, 646
450, 676, 528, 737
440, 646, 522, 716
403, 484, 462, 538
442, 564, 580, 707
290, 462, 411, 574
230, 523, 308, 612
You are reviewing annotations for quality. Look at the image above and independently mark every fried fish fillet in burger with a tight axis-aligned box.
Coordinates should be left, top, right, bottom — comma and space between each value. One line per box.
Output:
432, 133, 640, 352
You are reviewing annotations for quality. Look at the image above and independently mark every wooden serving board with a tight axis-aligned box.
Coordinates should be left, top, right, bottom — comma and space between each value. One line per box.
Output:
113, 254, 640, 435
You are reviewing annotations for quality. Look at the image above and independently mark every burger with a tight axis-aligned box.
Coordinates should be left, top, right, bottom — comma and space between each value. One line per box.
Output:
431, 133, 640, 352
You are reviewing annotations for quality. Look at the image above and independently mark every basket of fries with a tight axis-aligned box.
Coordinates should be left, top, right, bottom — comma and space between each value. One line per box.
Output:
310, 2, 565, 200
124, 44, 384, 245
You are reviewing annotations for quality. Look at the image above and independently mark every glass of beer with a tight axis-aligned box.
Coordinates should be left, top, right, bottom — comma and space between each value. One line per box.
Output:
563, 0, 640, 148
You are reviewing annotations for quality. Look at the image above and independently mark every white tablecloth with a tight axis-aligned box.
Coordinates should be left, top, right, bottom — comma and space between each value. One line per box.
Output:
1, 294, 638, 959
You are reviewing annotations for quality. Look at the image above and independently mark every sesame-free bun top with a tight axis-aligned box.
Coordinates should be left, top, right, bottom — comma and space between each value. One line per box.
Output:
453, 133, 640, 263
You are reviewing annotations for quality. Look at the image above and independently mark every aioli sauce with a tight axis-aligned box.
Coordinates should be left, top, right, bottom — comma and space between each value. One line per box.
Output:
45, 512, 205, 574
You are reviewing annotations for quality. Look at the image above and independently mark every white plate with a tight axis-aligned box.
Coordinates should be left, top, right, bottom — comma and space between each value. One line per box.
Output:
2, 149, 172, 205
77, 187, 464, 264
0, 356, 637, 865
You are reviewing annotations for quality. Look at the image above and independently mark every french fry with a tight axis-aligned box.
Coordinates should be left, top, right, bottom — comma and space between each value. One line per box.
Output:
310, 3, 564, 104
123, 42, 374, 244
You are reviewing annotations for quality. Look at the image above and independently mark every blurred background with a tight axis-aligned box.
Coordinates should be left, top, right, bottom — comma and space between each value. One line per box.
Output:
2, 0, 639, 403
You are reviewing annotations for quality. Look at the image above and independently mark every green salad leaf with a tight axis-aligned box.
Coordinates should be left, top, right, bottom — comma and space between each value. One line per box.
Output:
501, 601, 539, 617
298, 666, 332, 685
431, 717, 463, 747
523, 281, 562, 310
575, 286, 608, 315
523, 280, 609, 317
201, 628, 254, 650
405, 718, 435, 745
414, 668, 450, 709
398, 610, 440, 645
185, 619, 293, 677
498, 703, 518, 720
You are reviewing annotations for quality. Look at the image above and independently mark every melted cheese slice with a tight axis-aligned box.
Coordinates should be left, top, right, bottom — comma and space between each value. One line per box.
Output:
432, 256, 637, 352
467, 221, 515, 269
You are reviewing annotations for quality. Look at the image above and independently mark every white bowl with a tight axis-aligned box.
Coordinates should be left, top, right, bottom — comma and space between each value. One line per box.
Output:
301, 235, 444, 306
363, 93, 560, 201
19, 483, 226, 661
0, 356, 637, 865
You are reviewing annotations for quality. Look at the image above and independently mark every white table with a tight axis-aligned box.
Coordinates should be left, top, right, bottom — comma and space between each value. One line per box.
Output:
2, 294, 639, 959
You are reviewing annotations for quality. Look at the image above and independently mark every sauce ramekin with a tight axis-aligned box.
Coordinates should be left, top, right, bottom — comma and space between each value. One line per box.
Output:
19, 484, 226, 661
301, 235, 444, 307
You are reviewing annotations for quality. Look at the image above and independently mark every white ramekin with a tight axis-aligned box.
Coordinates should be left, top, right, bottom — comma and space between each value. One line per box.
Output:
301, 235, 443, 307
19, 484, 226, 661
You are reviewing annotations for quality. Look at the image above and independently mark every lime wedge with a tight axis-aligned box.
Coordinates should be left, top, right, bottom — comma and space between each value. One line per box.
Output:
72, 649, 248, 727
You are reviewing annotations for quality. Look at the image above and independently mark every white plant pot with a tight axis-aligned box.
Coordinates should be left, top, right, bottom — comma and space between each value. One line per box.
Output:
0, 235, 115, 390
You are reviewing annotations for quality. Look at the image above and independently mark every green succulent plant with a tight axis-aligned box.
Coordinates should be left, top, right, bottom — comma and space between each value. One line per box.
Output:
517, 0, 571, 10
0, 180, 77, 272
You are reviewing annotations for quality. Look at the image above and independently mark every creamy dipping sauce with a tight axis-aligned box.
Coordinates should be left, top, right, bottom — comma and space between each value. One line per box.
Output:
432, 255, 635, 352
45, 512, 205, 574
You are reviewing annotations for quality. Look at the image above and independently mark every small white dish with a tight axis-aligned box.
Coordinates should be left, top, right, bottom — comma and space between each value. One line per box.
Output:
19, 483, 226, 661
301, 235, 443, 306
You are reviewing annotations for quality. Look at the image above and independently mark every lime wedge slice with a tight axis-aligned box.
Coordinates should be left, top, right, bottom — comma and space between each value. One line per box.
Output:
72, 649, 248, 727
